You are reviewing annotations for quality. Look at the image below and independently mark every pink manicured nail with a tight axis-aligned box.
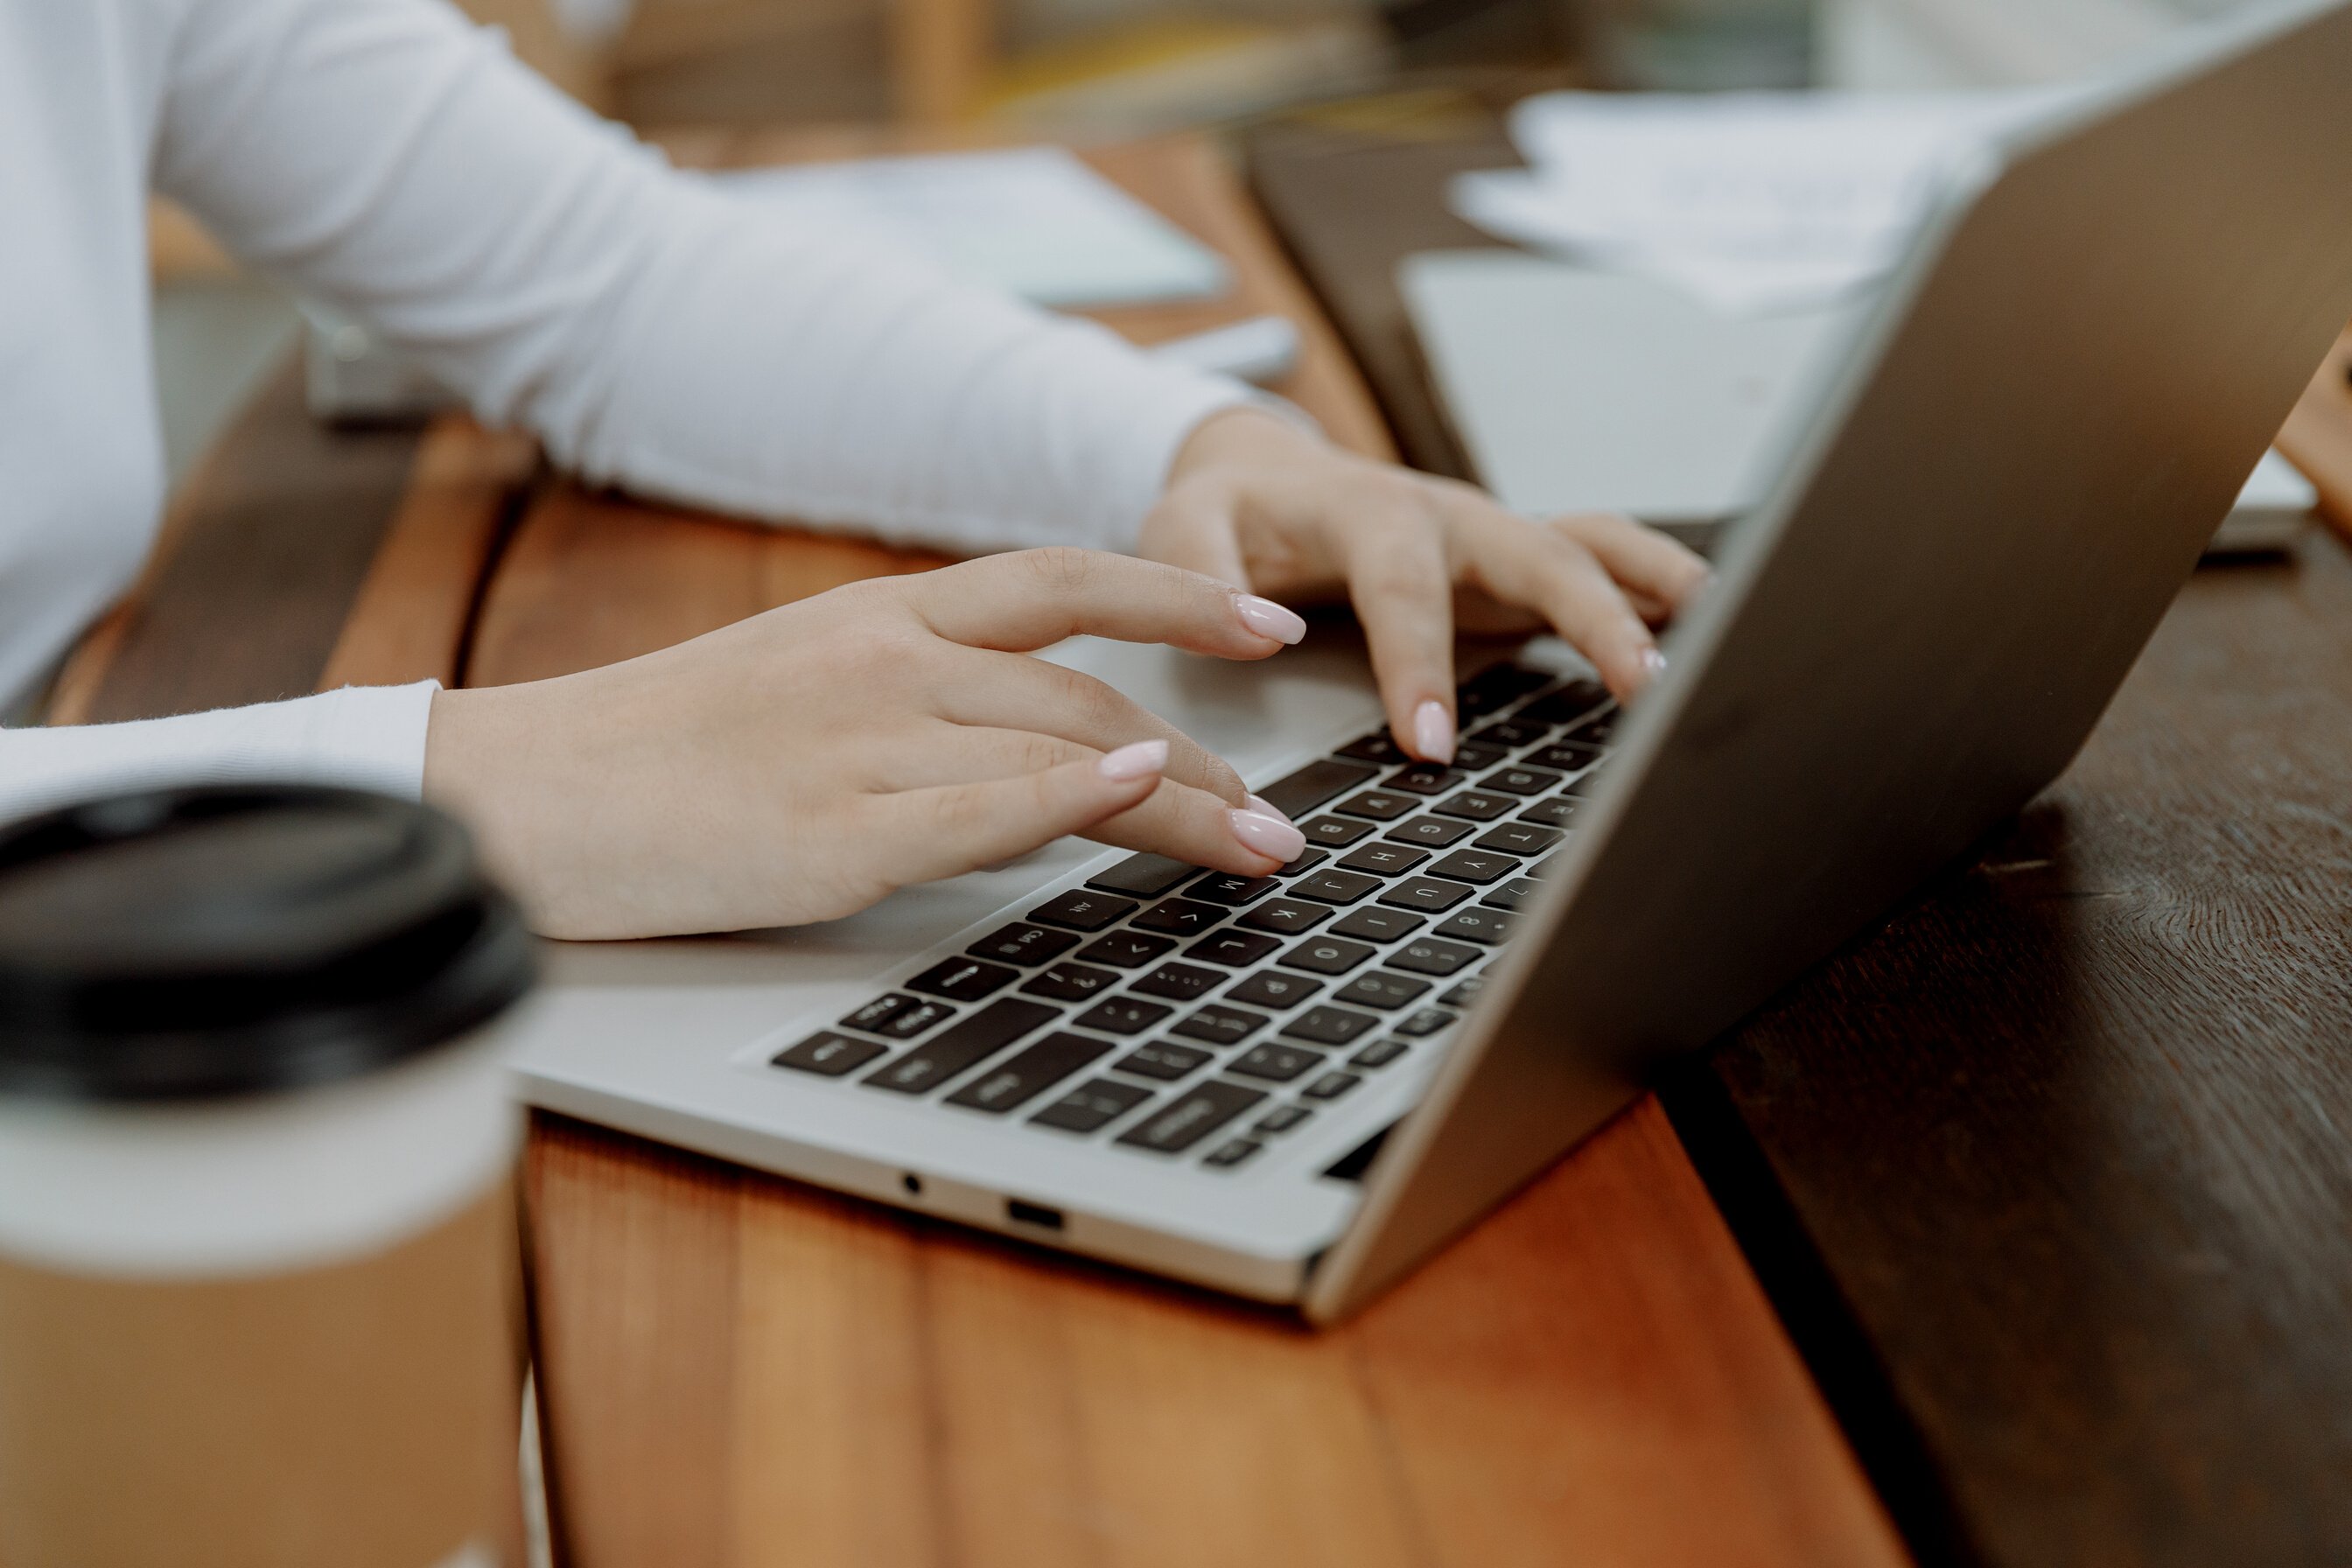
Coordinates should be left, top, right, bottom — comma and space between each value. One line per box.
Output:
1229, 808, 1306, 863
1244, 794, 1294, 825
1641, 648, 1669, 681
1099, 739, 1170, 781
1235, 594, 1307, 645
1412, 700, 1456, 764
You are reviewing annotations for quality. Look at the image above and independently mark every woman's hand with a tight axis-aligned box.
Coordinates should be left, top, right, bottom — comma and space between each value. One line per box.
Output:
423, 549, 1312, 940
1142, 408, 1712, 763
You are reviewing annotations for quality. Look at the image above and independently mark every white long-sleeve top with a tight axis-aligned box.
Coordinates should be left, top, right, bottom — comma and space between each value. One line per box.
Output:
0, 0, 1251, 823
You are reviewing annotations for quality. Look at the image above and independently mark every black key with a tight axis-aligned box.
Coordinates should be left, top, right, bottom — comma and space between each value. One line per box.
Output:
861, 999, 1058, 1095
1031, 1078, 1153, 1134
1301, 1070, 1364, 1102
1528, 741, 1604, 774
839, 993, 916, 1034
1335, 970, 1432, 1011
1436, 907, 1520, 945
1467, 718, 1550, 748
1564, 770, 1606, 797
1230, 1041, 1326, 1082
880, 999, 956, 1039
1432, 790, 1515, 822
1115, 1081, 1267, 1153
1428, 850, 1517, 886
967, 922, 1078, 966
1239, 898, 1331, 934
1571, 709, 1621, 743
1255, 1104, 1314, 1134
1172, 1004, 1269, 1046
1352, 1037, 1411, 1069
1391, 936, 1481, 976
1525, 856, 1558, 879
1132, 898, 1226, 936
1476, 822, 1564, 856
1074, 998, 1173, 1036
1337, 841, 1430, 878
1292, 869, 1383, 906
1075, 931, 1175, 969
1377, 878, 1474, 914
1439, 977, 1487, 1008
1086, 853, 1198, 899
1188, 872, 1281, 906
1396, 1007, 1456, 1037
1130, 962, 1225, 1003
1482, 878, 1542, 913
1337, 731, 1408, 764
1330, 906, 1424, 943
1335, 789, 1416, 822
1185, 930, 1283, 967
1385, 762, 1468, 796
1279, 936, 1379, 976
773, 1031, 887, 1077
1518, 797, 1583, 829
1275, 848, 1331, 878
1020, 962, 1120, 1003
1115, 1041, 1214, 1081
1456, 662, 1553, 715
1481, 766, 1564, 798
1027, 890, 1138, 933
1516, 679, 1609, 726
1256, 757, 1382, 819
1203, 1138, 1264, 1169
1452, 740, 1509, 772
1300, 814, 1376, 848
908, 957, 1018, 1003
1385, 815, 1474, 849
1280, 1006, 1380, 1046
1226, 970, 1322, 1010
945, 1032, 1111, 1113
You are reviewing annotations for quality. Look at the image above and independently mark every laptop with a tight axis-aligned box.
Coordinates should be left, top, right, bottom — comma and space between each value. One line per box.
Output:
507, 0, 2352, 1325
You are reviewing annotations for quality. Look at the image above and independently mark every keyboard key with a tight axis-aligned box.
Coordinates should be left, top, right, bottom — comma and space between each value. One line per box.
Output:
1516, 679, 1608, 726
1391, 936, 1481, 976
1352, 1038, 1411, 1069
1189, 872, 1281, 906
880, 999, 956, 1038
1085, 853, 1198, 899
1452, 740, 1509, 772
1032, 1078, 1153, 1134
1275, 848, 1331, 878
1027, 890, 1139, 933
1330, 906, 1424, 943
862, 1000, 1059, 1095
1572, 709, 1621, 743
1456, 662, 1553, 715
1020, 962, 1119, 1003
1230, 1042, 1326, 1082
1185, 930, 1283, 967
1335, 970, 1432, 1011
1115, 1041, 1214, 1081
1280, 1006, 1380, 1046
1385, 815, 1474, 849
839, 993, 917, 1034
1239, 898, 1331, 935
1480, 766, 1564, 798
1203, 1138, 1264, 1170
945, 1032, 1111, 1113
773, 1031, 887, 1077
1527, 741, 1604, 774
1467, 718, 1550, 748
1385, 762, 1468, 796
1439, 978, 1486, 1008
1172, 1004, 1270, 1046
1292, 869, 1384, 906
1255, 1104, 1314, 1134
1337, 732, 1408, 764
1074, 998, 1173, 1036
1300, 814, 1376, 848
1301, 1071, 1364, 1102
1115, 1080, 1267, 1153
908, 957, 1018, 1003
1226, 970, 1322, 1010
1564, 770, 1606, 796
1427, 850, 1517, 886
1130, 962, 1225, 1002
1337, 842, 1430, 878
1475, 822, 1564, 856
1131, 898, 1226, 936
1075, 932, 1176, 969
1377, 878, 1474, 914
1432, 790, 1514, 822
1481, 878, 1542, 912
1518, 797, 1583, 829
1335, 789, 1416, 822
1256, 758, 1382, 818
1279, 936, 1378, 976
967, 922, 1079, 966
1525, 856, 1557, 879
1396, 1007, 1456, 1037
1436, 907, 1519, 945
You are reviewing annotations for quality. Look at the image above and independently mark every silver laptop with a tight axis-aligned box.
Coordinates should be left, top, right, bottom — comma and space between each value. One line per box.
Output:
508, 0, 2352, 1325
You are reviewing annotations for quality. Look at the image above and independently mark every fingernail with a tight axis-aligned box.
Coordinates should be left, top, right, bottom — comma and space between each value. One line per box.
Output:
1412, 700, 1456, 764
1099, 739, 1170, 781
1229, 807, 1306, 862
1641, 648, 1669, 682
1235, 594, 1307, 645
1244, 794, 1294, 826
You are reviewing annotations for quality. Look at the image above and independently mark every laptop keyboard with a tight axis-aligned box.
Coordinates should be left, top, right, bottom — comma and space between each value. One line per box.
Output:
770, 662, 1616, 1173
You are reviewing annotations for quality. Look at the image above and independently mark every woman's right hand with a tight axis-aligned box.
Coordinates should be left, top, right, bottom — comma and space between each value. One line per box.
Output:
421, 548, 1312, 940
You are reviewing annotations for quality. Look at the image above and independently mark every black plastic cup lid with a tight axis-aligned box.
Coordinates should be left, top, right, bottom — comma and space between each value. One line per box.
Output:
0, 786, 535, 1102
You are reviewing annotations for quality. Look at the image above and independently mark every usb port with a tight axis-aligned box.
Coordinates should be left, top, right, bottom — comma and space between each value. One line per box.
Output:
1004, 1199, 1065, 1231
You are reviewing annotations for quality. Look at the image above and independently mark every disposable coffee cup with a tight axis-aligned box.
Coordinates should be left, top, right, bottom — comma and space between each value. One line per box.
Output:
0, 786, 537, 1568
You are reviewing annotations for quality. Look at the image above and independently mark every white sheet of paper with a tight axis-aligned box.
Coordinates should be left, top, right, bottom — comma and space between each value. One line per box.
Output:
715, 146, 1230, 310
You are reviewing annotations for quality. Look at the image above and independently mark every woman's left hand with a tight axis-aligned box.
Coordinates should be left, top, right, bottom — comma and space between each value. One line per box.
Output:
1141, 407, 1712, 764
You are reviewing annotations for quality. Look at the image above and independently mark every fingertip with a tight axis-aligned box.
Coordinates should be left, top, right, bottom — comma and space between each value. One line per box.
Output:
1234, 593, 1307, 647
1410, 699, 1457, 765
1098, 738, 1170, 781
